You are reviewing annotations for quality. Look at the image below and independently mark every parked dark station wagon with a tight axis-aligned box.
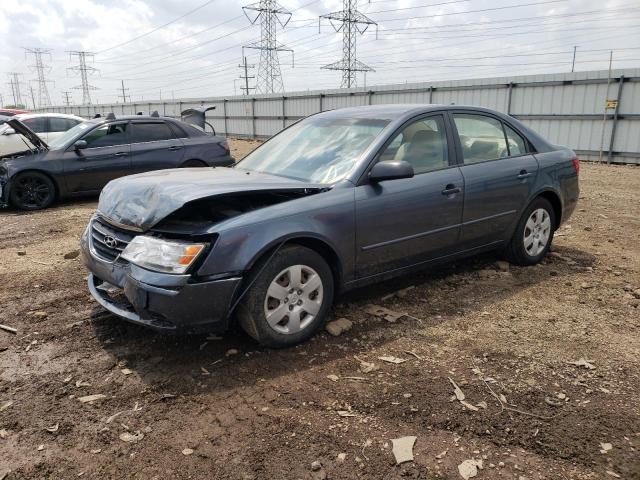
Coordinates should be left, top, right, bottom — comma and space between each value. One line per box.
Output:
0, 114, 233, 210
81, 105, 580, 347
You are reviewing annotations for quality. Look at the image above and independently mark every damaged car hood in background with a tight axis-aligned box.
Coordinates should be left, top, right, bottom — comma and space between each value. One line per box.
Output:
97, 167, 327, 231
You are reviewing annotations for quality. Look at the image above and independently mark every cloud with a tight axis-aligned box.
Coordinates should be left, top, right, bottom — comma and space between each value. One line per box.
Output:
1, 0, 639, 105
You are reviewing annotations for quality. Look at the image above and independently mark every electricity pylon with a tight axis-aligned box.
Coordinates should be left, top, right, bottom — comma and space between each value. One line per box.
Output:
320, 0, 377, 89
67, 51, 99, 105
25, 48, 53, 107
243, 0, 294, 94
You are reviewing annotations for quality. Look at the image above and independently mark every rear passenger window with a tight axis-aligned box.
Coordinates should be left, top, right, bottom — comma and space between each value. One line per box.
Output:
130, 122, 174, 143
50, 118, 80, 132
453, 114, 508, 164
504, 124, 527, 156
167, 122, 188, 139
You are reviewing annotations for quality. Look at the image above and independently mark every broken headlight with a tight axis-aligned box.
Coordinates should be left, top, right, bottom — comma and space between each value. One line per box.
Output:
121, 236, 206, 274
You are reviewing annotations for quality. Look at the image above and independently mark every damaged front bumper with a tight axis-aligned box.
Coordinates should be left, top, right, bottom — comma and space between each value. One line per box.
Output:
81, 220, 242, 333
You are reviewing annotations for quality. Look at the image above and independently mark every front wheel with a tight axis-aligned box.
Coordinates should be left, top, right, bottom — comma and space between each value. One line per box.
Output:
237, 245, 334, 348
505, 197, 555, 266
9, 172, 56, 210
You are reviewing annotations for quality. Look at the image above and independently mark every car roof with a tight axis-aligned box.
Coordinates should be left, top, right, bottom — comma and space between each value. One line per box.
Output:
316, 104, 517, 120
15, 112, 84, 120
90, 115, 180, 124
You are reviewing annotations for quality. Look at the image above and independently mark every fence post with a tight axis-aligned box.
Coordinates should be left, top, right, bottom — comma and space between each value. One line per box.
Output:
223, 99, 228, 136
428, 86, 433, 103
507, 82, 514, 115
282, 96, 286, 129
367, 90, 373, 105
319, 94, 324, 112
607, 75, 624, 164
251, 97, 256, 139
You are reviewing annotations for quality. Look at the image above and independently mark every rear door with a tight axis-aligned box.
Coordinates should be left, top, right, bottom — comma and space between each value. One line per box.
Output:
450, 111, 539, 249
355, 113, 464, 278
61, 121, 131, 193
128, 121, 185, 173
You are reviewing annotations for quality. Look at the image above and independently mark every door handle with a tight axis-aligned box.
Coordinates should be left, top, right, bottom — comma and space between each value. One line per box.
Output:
441, 184, 461, 195
517, 170, 532, 179
114, 152, 128, 157
168, 146, 182, 151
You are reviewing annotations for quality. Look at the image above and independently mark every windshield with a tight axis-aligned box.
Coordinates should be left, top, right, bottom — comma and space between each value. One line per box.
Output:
48, 121, 94, 150
236, 116, 390, 184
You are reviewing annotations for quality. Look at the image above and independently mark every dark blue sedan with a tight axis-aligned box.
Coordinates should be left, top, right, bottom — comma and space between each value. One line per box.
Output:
81, 104, 580, 347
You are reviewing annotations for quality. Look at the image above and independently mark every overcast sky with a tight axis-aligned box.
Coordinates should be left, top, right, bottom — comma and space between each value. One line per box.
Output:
1, 0, 639, 106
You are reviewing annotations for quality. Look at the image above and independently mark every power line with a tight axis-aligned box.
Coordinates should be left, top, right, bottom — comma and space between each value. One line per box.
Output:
320, 0, 377, 88
67, 51, 99, 105
25, 48, 53, 108
243, 0, 294, 94
96, 0, 219, 54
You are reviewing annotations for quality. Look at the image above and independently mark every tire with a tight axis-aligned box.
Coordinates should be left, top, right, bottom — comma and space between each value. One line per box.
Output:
180, 159, 207, 168
237, 245, 334, 348
9, 172, 56, 211
505, 197, 556, 266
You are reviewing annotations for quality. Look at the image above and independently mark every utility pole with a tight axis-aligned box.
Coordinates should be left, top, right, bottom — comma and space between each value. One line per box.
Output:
238, 56, 256, 95
25, 48, 53, 107
243, 0, 294, 94
320, 0, 377, 89
67, 51, 98, 105
118, 80, 131, 103
571, 46, 578, 72
28, 85, 37, 109
62, 91, 73, 106
7, 73, 24, 107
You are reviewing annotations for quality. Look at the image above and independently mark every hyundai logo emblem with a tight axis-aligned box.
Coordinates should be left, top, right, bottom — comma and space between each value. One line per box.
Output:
103, 235, 118, 249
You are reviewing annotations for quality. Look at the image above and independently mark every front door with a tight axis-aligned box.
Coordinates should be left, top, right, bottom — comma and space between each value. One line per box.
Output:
128, 121, 184, 174
355, 114, 464, 279
62, 121, 131, 193
450, 112, 539, 249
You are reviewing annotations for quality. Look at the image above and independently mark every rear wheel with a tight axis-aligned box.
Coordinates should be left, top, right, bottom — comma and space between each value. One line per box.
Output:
9, 172, 56, 210
237, 245, 334, 348
180, 159, 207, 168
505, 197, 555, 266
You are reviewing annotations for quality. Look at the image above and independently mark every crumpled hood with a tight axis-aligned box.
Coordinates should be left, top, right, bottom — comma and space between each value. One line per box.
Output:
98, 167, 325, 231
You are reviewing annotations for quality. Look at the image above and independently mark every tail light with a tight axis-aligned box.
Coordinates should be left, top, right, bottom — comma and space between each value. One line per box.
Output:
220, 141, 230, 153
572, 154, 580, 175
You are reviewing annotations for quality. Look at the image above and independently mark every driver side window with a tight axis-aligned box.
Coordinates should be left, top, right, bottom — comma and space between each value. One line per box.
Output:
82, 123, 129, 148
379, 116, 449, 174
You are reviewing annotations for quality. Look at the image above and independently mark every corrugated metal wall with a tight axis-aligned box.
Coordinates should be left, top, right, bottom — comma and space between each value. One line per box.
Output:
37, 68, 640, 164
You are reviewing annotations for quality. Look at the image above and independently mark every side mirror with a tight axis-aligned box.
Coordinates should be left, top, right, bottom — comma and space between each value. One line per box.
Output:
3, 128, 15, 135
74, 140, 88, 151
369, 161, 414, 182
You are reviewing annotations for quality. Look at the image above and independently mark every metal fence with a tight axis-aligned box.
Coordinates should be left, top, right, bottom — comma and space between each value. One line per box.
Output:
37, 68, 640, 164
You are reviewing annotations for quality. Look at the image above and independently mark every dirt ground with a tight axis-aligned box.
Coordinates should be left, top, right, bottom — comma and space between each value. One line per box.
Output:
0, 140, 638, 479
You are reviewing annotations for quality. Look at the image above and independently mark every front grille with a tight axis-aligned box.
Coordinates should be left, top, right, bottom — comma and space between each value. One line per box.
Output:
90, 217, 136, 262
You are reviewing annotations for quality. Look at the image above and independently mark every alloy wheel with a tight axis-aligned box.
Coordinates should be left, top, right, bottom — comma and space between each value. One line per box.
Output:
14, 176, 52, 209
